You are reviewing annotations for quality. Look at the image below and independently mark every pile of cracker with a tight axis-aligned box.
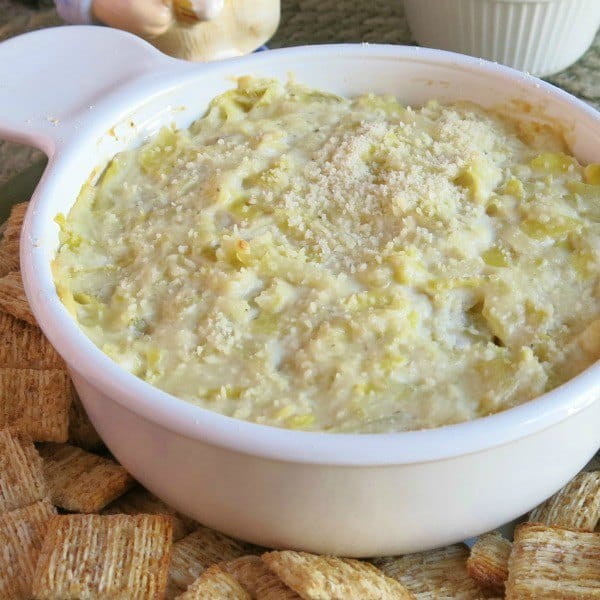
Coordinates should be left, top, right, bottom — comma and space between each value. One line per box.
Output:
0, 201, 599, 599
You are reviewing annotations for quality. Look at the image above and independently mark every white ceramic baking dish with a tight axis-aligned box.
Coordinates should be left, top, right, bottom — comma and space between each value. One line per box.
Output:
0, 25, 598, 557
403, 0, 600, 77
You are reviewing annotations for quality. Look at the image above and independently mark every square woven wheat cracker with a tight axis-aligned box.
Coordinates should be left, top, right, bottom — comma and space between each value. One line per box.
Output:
0, 428, 47, 514
0, 313, 64, 369
0, 250, 17, 279
528, 471, 600, 531
168, 525, 249, 593
223, 555, 301, 599
0, 499, 56, 600
0, 202, 27, 277
1, 202, 28, 244
32, 513, 172, 599
38, 442, 134, 512
584, 454, 600, 472
0, 271, 36, 325
175, 564, 250, 599
466, 530, 511, 595
263, 550, 415, 600
506, 523, 600, 599
103, 486, 195, 541
67, 387, 103, 450
373, 544, 485, 599
0, 368, 71, 442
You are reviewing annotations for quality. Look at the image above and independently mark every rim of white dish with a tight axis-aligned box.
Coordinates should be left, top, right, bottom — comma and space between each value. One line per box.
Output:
21, 42, 600, 466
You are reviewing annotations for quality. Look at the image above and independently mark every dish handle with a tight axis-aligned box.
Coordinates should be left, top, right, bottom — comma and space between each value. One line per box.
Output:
0, 25, 177, 157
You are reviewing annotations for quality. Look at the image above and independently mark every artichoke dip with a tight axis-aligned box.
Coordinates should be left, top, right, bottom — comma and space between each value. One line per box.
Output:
53, 77, 600, 433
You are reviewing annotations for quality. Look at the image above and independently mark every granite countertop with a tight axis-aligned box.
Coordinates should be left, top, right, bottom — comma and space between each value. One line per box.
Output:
0, 0, 599, 188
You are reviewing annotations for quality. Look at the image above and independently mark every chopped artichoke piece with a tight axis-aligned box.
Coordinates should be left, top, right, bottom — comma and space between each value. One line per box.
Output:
482, 246, 509, 267
583, 163, 600, 185
255, 279, 295, 314
503, 177, 524, 199
530, 152, 577, 174
55, 213, 83, 250
356, 93, 405, 115
287, 414, 315, 429
454, 155, 501, 204
521, 216, 582, 239
138, 126, 190, 174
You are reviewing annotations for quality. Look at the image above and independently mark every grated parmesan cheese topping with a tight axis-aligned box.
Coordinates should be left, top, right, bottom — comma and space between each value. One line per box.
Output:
52, 77, 600, 433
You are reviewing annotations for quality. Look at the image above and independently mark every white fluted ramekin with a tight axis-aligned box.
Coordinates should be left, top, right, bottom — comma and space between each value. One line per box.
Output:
0, 26, 598, 556
403, 0, 600, 77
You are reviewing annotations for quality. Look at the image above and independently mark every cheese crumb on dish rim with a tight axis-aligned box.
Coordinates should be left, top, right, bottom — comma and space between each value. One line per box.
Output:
52, 77, 600, 433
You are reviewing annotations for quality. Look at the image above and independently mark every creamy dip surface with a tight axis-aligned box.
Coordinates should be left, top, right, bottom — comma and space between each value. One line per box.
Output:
53, 77, 600, 433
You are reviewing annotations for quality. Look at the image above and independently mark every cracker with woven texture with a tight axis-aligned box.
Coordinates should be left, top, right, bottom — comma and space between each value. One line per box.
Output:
168, 525, 249, 593
0, 368, 71, 442
585, 454, 600, 472
0, 202, 27, 276
0, 249, 18, 277
32, 513, 172, 599
67, 387, 103, 450
0, 313, 63, 369
372, 544, 485, 599
506, 523, 600, 599
0, 499, 56, 600
38, 442, 134, 512
528, 471, 600, 531
0, 271, 36, 325
175, 564, 250, 600
0, 428, 47, 514
224, 555, 302, 599
262, 550, 415, 600
1, 202, 28, 243
103, 486, 195, 541
467, 530, 512, 595
0, 249, 17, 279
